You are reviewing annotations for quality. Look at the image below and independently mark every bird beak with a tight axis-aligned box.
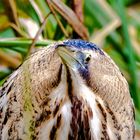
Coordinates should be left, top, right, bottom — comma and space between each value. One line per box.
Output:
56, 46, 85, 70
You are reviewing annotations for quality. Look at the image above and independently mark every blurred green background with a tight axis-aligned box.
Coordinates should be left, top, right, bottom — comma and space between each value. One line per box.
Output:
0, 0, 140, 137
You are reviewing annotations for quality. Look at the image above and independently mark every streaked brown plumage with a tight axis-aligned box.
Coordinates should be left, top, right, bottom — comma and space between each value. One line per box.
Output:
0, 39, 134, 140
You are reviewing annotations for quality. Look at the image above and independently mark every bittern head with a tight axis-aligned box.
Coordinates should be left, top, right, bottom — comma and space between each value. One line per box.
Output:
56, 39, 114, 83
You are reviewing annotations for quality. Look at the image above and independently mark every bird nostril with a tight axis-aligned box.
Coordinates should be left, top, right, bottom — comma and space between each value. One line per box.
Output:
71, 50, 75, 53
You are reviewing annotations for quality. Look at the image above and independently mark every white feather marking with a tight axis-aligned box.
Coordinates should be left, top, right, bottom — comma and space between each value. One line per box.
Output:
0, 94, 8, 109
107, 126, 118, 140
80, 84, 102, 140
48, 66, 67, 104
71, 71, 102, 140
39, 119, 55, 140
39, 68, 71, 140
57, 101, 72, 140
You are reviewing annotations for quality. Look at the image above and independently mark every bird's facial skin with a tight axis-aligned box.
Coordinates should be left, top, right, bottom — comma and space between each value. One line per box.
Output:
56, 45, 92, 79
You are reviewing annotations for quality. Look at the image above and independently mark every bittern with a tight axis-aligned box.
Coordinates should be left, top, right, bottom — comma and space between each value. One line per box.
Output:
0, 40, 134, 140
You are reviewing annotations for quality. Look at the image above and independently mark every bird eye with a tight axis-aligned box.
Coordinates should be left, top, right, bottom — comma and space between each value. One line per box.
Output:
85, 54, 91, 63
